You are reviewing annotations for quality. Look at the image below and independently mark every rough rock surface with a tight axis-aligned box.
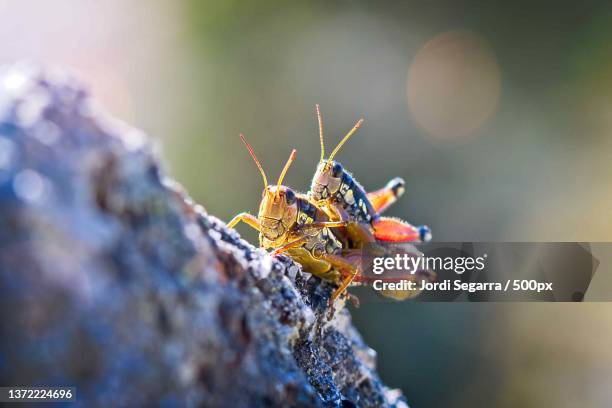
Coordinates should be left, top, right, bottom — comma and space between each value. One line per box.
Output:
0, 64, 407, 407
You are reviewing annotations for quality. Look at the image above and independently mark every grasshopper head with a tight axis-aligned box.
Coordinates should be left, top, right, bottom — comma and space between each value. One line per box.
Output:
237, 133, 300, 248
258, 185, 298, 245
311, 104, 362, 201
310, 160, 343, 200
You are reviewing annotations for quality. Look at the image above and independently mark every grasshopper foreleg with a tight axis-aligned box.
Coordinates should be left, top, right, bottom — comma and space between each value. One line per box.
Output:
227, 212, 260, 231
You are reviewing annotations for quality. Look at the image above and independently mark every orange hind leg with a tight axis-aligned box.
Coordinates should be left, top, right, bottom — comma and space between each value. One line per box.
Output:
372, 217, 431, 243
366, 177, 405, 215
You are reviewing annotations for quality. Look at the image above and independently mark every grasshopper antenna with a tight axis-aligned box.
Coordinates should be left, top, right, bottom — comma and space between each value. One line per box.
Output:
328, 117, 364, 161
275, 149, 297, 199
316, 104, 325, 163
239, 133, 268, 188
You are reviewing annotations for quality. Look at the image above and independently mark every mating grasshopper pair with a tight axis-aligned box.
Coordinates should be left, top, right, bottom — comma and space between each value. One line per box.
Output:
228, 105, 431, 304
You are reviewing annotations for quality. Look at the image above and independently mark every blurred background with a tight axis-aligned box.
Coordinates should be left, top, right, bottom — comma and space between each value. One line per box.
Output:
1, 0, 611, 406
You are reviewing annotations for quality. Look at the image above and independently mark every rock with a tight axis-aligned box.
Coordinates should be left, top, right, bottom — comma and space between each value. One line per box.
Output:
0, 64, 408, 408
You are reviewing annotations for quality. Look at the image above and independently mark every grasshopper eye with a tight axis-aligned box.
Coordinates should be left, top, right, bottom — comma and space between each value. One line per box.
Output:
331, 162, 343, 177
285, 190, 296, 204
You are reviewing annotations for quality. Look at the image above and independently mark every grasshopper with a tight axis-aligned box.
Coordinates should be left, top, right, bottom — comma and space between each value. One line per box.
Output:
227, 135, 367, 302
300, 105, 434, 298
309, 104, 431, 245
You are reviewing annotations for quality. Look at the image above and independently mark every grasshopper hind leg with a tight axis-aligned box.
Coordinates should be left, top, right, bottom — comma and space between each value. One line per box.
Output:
372, 217, 431, 243
366, 177, 405, 215
319, 252, 363, 304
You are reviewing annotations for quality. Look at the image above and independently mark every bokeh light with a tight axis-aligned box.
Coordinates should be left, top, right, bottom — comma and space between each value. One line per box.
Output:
407, 31, 501, 144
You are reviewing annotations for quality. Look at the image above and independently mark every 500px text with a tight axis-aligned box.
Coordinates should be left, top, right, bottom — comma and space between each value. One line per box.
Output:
373, 279, 554, 293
